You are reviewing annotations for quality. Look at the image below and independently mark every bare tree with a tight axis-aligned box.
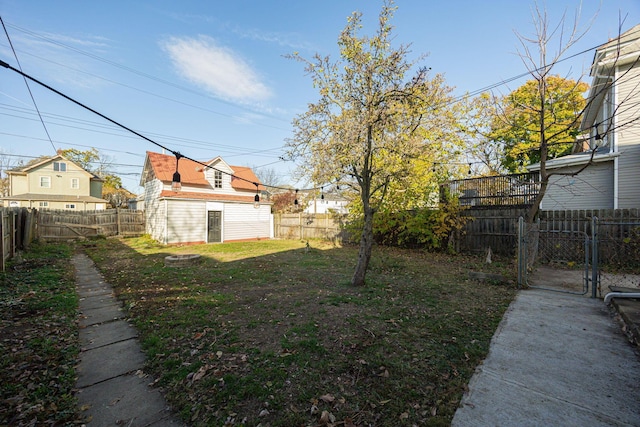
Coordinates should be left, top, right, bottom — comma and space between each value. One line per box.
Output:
0, 151, 19, 197
252, 166, 282, 189
500, 5, 640, 222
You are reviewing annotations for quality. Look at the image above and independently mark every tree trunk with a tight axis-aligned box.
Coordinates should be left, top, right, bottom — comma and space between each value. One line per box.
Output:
527, 176, 548, 223
351, 207, 374, 286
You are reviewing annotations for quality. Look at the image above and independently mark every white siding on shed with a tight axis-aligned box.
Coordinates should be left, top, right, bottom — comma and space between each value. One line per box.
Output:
541, 162, 614, 210
166, 199, 206, 244
223, 203, 271, 241
144, 179, 166, 243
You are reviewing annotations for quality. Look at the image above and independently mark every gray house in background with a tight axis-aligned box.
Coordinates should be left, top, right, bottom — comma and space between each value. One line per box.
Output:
529, 24, 640, 210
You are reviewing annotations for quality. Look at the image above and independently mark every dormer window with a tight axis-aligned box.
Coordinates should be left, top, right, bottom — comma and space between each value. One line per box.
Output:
214, 170, 222, 188
53, 161, 67, 172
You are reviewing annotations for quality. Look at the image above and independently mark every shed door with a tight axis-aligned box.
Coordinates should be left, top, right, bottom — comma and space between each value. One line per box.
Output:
207, 211, 222, 243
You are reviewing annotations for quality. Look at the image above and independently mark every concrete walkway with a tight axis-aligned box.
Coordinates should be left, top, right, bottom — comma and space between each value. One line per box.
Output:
452, 289, 640, 427
73, 253, 183, 427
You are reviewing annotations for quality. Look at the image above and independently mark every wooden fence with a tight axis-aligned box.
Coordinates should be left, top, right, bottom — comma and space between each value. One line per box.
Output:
457, 207, 529, 255
274, 213, 348, 241
458, 207, 640, 256
0, 208, 38, 271
37, 209, 145, 240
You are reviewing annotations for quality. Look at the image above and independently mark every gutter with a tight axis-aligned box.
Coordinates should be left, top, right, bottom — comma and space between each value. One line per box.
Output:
528, 152, 618, 171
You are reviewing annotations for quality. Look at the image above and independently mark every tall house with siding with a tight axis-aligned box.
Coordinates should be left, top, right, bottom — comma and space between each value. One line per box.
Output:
140, 151, 271, 244
529, 24, 640, 210
3, 154, 108, 210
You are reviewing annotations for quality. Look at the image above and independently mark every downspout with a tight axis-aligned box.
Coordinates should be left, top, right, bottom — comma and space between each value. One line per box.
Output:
604, 292, 640, 304
613, 66, 619, 209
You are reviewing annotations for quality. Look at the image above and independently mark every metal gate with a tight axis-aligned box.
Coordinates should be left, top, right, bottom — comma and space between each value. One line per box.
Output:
518, 216, 640, 298
517, 217, 597, 296
594, 219, 640, 296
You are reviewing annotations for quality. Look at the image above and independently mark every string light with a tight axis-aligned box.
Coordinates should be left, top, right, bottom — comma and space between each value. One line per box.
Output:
171, 152, 182, 192
0, 57, 500, 196
253, 182, 260, 209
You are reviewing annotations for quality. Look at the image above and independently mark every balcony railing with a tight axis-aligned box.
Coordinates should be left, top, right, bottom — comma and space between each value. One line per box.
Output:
444, 172, 541, 208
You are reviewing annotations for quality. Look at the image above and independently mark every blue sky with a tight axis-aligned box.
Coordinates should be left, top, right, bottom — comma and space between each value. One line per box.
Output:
1, 0, 639, 192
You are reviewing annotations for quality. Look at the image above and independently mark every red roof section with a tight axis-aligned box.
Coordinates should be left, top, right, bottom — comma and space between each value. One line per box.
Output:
230, 166, 264, 191
146, 151, 264, 190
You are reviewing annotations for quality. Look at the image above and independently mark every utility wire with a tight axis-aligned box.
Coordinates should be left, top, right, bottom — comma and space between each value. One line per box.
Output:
4, 22, 290, 124
0, 106, 285, 159
0, 17, 57, 154
0, 59, 320, 193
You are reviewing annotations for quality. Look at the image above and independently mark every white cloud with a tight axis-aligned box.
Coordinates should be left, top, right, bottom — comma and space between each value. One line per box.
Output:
161, 35, 272, 102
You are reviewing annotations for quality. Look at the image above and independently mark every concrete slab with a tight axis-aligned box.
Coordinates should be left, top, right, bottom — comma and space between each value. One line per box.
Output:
78, 293, 118, 310
452, 289, 640, 427
79, 303, 125, 327
73, 253, 184, 425
80, 320, 138, 351
76, 339, 146, 388
76, 284, 113, 298
77, 373, 181, 427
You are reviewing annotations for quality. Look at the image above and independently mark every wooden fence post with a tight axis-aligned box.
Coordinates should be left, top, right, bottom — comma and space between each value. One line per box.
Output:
117, 208, 122, 235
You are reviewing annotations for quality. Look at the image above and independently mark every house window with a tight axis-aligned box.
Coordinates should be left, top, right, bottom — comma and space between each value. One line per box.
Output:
39, 201, 49, 207
65, 204, 76, 209
71, 178, 80, 189
40, 176, 51, 188
53, 162, 67, 172
593, 85, 615, 151
214, 170, 222, 188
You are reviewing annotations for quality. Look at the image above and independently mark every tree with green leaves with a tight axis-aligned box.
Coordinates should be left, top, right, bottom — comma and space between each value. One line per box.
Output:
101, 174, 134, 208
59, 148, 100, 171
489, 76, 588, 173
286, 1, 463, 286
478, 4, 595, 222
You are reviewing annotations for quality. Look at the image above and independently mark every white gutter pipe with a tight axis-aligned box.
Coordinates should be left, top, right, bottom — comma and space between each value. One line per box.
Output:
604, 292, 640, 304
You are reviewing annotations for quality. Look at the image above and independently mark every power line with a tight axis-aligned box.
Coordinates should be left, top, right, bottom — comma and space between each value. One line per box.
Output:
0, 107, 285, 159
0, 42, 292, 133
0, 17, 57, 154
3, 22, 291, 125
0, 59, 317, 193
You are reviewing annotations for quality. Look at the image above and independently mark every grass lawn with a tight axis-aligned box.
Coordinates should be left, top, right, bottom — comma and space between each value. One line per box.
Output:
81, 236, 517, 427
0, 242, 81, 426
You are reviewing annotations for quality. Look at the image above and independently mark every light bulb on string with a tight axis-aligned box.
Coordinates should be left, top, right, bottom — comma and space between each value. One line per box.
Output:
171, 152, 183, 192
254, 182, 260, 209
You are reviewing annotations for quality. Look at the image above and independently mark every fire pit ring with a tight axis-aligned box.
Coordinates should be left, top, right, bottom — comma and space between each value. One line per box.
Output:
164, 254, 201, 268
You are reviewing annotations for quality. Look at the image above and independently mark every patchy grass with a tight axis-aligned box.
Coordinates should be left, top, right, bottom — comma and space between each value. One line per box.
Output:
82, 236, 517, 426
0, 241, 81, 426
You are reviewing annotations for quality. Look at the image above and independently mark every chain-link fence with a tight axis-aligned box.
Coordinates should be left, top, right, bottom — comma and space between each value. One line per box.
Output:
596, 220, 640, 294
518, 217, 640, 297
517, 218, 591, 295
